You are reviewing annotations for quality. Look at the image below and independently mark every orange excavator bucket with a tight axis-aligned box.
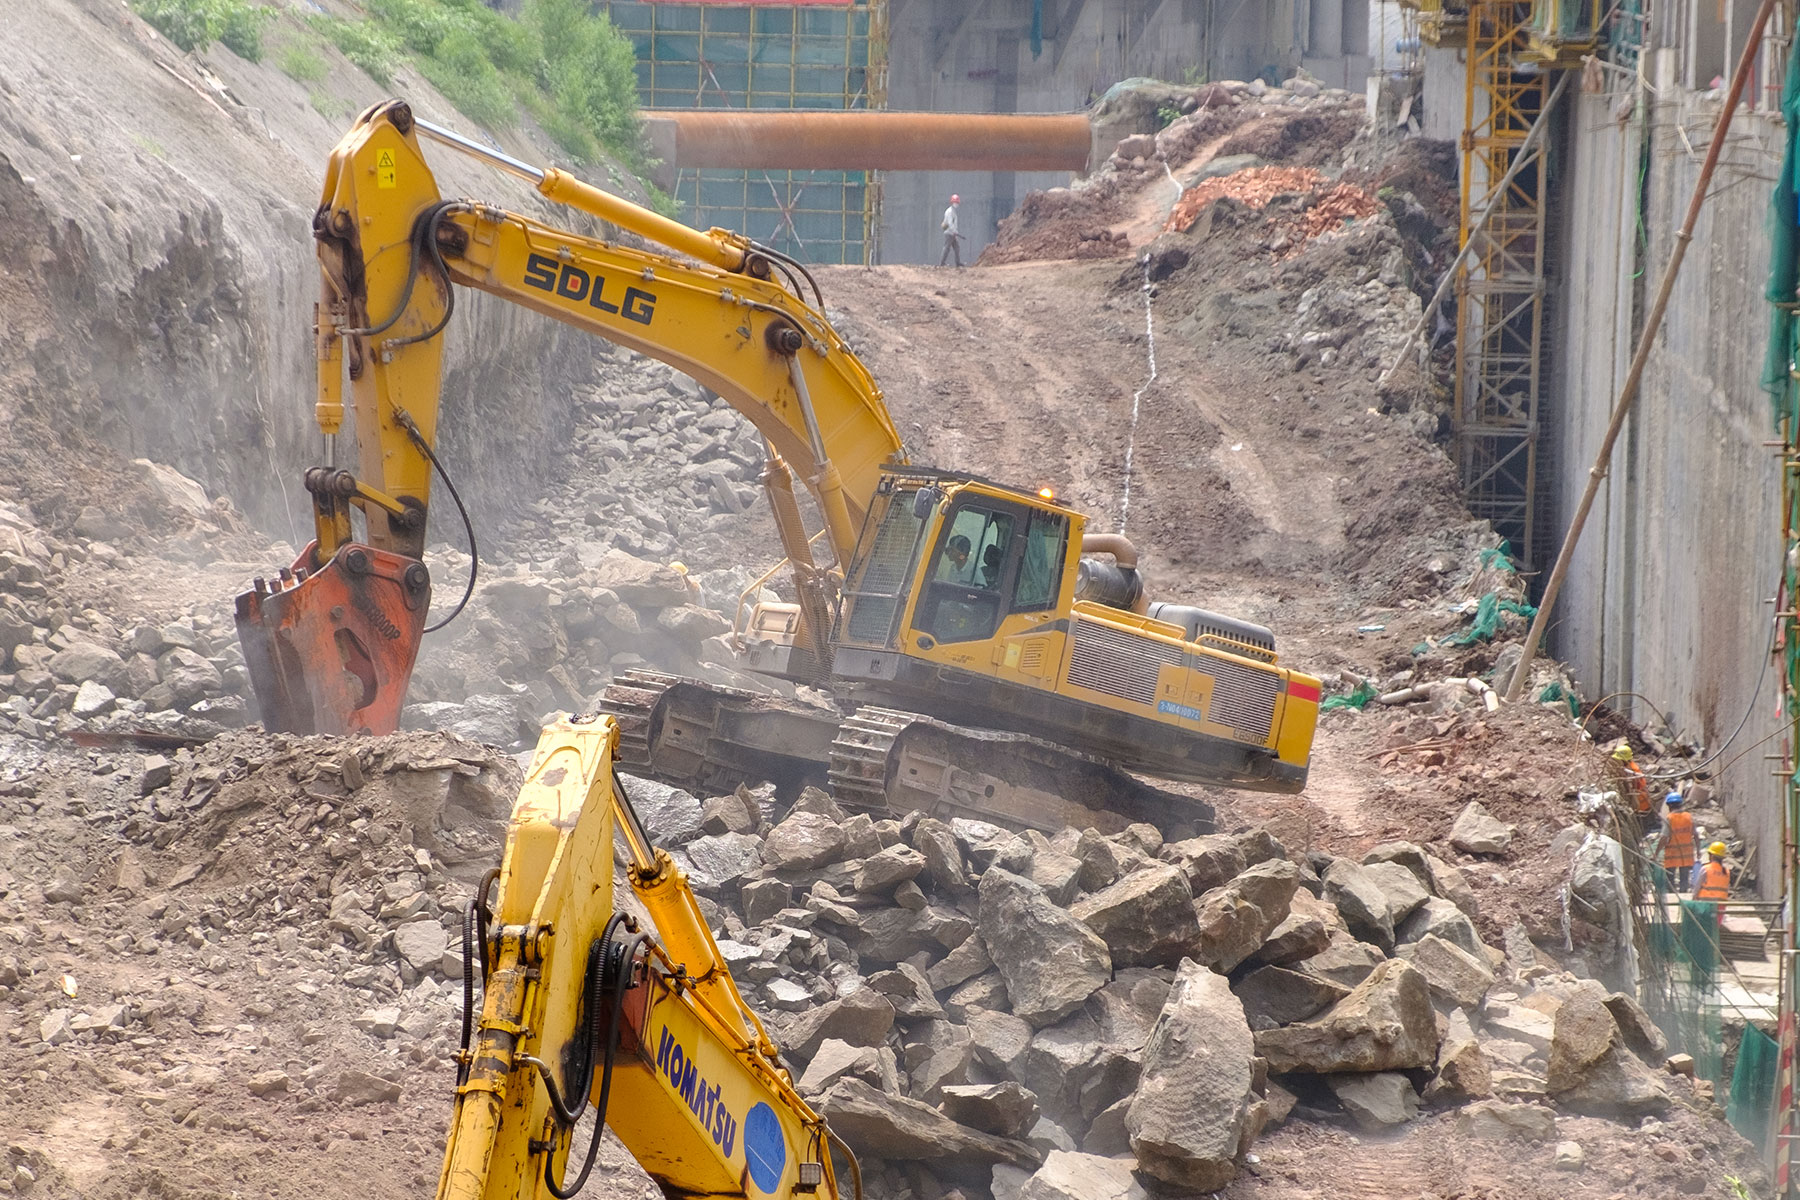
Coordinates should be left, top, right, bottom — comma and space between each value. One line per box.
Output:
234, 542, 432, 736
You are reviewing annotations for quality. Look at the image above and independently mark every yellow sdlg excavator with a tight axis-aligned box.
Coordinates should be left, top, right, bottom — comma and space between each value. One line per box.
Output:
234, 101, 1322, 834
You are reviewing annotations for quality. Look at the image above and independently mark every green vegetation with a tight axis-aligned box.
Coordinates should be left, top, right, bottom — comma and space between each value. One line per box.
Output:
130, 0, 271, 61
312, 18, 404, 87
277, 42, 328, 85
311, 0, 655, 186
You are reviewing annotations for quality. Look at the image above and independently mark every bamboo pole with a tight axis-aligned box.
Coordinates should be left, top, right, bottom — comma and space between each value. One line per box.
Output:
1503, 0, 1780, 702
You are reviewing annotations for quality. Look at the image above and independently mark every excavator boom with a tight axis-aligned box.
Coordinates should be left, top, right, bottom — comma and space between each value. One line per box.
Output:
238, 100, 903, 734
441, 713, 847, 1199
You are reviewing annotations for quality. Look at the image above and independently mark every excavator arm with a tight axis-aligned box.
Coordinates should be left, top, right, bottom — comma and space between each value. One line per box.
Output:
441, 712, 853, 1200
236, 101, 904, 734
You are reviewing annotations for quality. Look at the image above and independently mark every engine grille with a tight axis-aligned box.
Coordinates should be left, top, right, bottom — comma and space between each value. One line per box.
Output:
1068, 619, 1181, 707
1203, 654, 1281, 742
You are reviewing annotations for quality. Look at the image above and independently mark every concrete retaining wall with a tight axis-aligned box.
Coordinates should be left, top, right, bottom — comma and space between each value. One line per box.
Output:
1547, 79, 1786, 894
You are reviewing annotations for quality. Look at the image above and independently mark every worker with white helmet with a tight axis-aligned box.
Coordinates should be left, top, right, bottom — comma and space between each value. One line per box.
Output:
940, 193, 963, 268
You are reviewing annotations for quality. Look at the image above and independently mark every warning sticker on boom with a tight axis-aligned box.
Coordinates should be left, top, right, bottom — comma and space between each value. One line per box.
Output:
376, 149, 397, 189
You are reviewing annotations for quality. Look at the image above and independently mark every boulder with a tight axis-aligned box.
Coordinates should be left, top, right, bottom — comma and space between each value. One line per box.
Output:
782, 987, 896, 1060
48, 641, 124, 687
946, 971, 1011, 1021
1425, 853, 1480, 918
1160, 834, 1246, 895
822, 1078, 1038, 1166
1554, 1140, 1585, 1171
1424, 1010, 1493, 1103
1127, 961, 1259, 1193
1553, 1045, 1673, 1118
1233, 966, 1348, 1028
1361, 841, 1434, 884
1191, 859, 1299, 972
1072, 828, 1126, 891
967, 1009, 1035, 1078
798, 1039, 870, 1095
1603, 992, 1668, 1060
333, 1070, 403, 1105
867, 964, 946, 1022
926, 934, 993, 994
1455, 1100, 1556, 1141
1545, 985, 1617, 1093
1069, 864, 1200, 969
1297, 931, 1387, 987
700, 788, 759, 835
71, 680, 114, 717
1397, 933, 1494, 1011
1323, 859, 1394, 950
740, 878, 790, 925
913, 818, 968, 893
624, 777, 704, 846
1482, 1002, 1554, 1054
1017, 1151, 1149, 1200
979, 869, 1112, 1027
955, 818, 1034, 873
158, 647, 223, 705
855, 844, 926, 892
763, 811, 847, 871
907, 1023, 976, 1103
1249, 911, 1331, 967
939, 1082, 1040, 1138
1027, 849, 1084, 905
1013, 1012, 1109, 1118
1395, 897, 1485, 957
1328, 1072, 1419, 1130
1450, 801, 1515, 855
1254, 960, 1439, 1074
680, 832, 763, 890
392, 921, 448, 973
1360, 861, 1431, 923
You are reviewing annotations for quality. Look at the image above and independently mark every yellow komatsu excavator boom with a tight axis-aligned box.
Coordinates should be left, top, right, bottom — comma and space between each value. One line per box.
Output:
442, 712, 852, 1199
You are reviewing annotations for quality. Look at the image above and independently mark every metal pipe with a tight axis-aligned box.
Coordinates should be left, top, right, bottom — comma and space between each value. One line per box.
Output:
1081, 533, 1140, 568
646, 109, 1093, 173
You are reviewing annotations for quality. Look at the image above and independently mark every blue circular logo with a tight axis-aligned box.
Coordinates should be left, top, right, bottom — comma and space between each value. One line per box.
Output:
743, 1101, 787, 1193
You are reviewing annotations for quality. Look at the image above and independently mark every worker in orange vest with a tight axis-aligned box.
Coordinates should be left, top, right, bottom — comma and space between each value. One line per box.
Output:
1694, 841, 1731, 903
1660, 791, 1696, 890
1611, 743, 1650, 835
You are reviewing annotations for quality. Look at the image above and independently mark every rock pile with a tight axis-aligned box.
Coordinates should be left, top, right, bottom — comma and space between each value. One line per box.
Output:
0, 493, 254, 741
616, 783, 1718, 1199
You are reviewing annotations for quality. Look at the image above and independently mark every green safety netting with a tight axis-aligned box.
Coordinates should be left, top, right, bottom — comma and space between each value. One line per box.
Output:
1477, 545, 1518, 572
1320, 680, 1378, 712
1730, 1025, 1779, 1151
1441, 591, 1538, 647
1536, 680, 1581, 716
1639, 880, 1776, 1148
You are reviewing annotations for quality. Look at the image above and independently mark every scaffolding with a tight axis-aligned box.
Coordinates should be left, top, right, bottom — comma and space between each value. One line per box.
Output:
600, 1, 888, 264
1453, 2, 1554, 568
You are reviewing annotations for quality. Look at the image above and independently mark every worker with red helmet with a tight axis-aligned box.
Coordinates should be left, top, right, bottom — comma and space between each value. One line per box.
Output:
940, 193, 963, 268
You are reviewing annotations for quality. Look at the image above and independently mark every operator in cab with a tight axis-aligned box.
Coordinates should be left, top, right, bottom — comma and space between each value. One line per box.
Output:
936, 535, 973, 582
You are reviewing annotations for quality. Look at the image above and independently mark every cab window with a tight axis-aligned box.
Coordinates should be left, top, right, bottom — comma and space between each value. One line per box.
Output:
1012, 510, 1067, 612
915, 504, 1015, 643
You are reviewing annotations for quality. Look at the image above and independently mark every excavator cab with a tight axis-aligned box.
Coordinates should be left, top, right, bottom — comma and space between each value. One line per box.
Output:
823, 468, 1321, 794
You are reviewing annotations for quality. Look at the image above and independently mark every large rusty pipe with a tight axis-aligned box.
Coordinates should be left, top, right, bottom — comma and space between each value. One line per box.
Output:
646, 110, 1093, 173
